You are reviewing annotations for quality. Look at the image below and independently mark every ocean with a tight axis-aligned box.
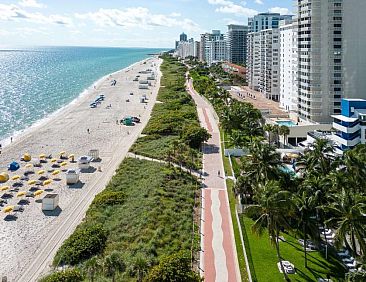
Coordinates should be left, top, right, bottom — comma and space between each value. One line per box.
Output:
0, 46, 165, 142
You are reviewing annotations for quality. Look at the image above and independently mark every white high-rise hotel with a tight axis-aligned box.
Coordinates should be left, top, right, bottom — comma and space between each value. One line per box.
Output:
296, 0, 366, 123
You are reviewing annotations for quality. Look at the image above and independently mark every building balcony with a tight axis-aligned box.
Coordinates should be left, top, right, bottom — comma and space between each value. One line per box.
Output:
333, 122, 360, 134
333, 134, 361, 147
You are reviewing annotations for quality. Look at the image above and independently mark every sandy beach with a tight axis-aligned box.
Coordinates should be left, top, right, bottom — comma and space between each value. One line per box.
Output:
0, 56, 162, 281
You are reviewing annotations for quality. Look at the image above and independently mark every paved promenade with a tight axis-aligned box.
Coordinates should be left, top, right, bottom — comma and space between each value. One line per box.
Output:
187, 79, 241, 282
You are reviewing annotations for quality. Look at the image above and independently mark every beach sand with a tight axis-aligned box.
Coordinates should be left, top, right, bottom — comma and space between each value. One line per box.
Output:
0, 56, 162, 281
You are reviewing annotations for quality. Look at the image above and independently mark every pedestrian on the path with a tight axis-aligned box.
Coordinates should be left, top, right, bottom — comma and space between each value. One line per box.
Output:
218, 170, 220, 177
10, 137, 13, 143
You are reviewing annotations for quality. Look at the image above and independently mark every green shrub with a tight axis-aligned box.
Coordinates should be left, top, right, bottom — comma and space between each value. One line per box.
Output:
144, 251, 201, 282
40, 268, 83, 282
54, 225, 107, 265
92, 191, 125, 206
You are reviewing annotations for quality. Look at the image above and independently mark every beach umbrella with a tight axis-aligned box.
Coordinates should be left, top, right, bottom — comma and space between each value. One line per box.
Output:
16, 191, 26, 197
60, 162, 67, 167
51, 170, 61, 176
11, 175, 21, 181
25, 164, 33, 168
50, 158, 57, 163
37, 170, 46, 175
3, 206, 14, 213
39, 154, 46, 159
68, 154, 75, 159
27, 180, 36, 185
59, 151, 66, 156
0, 186, 9, 191
23, 153, 31, 162
34, 190, 44, 196
0, 172, 9, 183
43, 179, 52, 186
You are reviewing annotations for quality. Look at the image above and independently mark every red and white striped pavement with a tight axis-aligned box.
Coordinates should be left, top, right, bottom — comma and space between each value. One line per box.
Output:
187, 79, 241, 282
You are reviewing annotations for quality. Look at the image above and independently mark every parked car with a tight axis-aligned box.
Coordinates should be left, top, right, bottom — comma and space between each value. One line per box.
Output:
282, 261, 295, 274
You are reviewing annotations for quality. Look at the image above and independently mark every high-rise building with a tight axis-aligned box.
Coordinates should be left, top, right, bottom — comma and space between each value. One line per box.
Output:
248, 28, 281, 101
279, 19, 298, 114
248, 13, 293, 33
176, 38, 195, 59
205, 30, 228, 66
194, 41, 200, 59
180, 32, 188, 42
227, 24, 248, 65
296, 0, 366, 123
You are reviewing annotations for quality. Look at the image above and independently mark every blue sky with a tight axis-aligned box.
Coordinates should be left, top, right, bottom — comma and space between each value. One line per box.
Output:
0, 0, 293, 48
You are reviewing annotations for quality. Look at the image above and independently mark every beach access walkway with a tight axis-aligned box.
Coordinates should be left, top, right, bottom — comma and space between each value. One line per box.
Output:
187, 78, 241, 282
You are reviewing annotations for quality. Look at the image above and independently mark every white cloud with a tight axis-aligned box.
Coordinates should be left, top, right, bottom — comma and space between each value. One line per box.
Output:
19, 0, 46, 9
75, 7, 201, 32
254, 0, 264, 4
268, 7, 291, 15
208, 0, 258, 17
0, 3, 72, 25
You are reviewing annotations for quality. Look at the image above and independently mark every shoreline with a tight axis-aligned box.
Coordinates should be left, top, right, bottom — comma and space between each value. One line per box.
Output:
0, 55, 163, 280
0, 58, 150, 150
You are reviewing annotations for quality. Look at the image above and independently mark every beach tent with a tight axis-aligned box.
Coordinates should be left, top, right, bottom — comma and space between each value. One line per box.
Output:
0, 173, 9, 183
8, 162, 20, 172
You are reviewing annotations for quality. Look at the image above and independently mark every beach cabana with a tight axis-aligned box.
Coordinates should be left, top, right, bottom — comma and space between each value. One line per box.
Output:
8, 162, 20, 172
65, 169, 79, 185
0, 173, 9, 183
42, 194, 59, 211
78, 156, 92, 170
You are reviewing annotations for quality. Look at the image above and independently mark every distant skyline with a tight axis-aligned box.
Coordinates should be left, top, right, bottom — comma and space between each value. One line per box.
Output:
0, 0, 293, 48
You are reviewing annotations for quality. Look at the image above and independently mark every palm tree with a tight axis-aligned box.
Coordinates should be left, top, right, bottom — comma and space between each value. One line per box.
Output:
246, 181, 293, 281
83, 256, 102, 282
325, 190, 366, 257
241, 140, 282, 187
279, 125, 290, 147
341, 145, 366, 194
263, 124, 273, 144
293, 190, 319, 268
271, 124, 280, 147
103, 251, 126, 282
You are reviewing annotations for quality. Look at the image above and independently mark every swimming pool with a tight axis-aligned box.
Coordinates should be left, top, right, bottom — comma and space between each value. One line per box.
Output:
276, 120, 296, 127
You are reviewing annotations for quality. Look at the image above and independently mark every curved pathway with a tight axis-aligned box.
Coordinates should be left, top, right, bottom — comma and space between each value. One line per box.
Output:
187, 78, 241, 282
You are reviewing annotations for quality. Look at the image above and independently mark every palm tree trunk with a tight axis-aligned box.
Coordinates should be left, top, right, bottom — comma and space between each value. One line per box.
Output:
303, 221, 307, 268
275, 228, 290, 282
351, 229, 357, 257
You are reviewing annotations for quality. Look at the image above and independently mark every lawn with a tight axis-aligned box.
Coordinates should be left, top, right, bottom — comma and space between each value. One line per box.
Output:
54, 158, 201, 281
240, 216, 346, 282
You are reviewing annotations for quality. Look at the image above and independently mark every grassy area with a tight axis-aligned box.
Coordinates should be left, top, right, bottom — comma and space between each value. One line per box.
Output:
231, 156, 241, 177
130, 55, 202, 169
240, 216, 346, 282
54, 158, 200, 281
227, 179, 249, 282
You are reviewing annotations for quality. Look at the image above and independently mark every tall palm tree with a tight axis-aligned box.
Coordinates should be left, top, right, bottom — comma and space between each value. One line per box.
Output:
241, 140, 282, 187
325, 190, 366, 257
246, 181, 293, 281
293, 189, 319, 268
103, 251, 126, 282
279, 125, 290, 147
263, 124, 273, 144
341, 145, 366, 194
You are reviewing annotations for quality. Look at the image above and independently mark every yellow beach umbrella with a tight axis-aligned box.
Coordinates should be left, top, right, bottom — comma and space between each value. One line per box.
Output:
39, 154, 46, 159
60, 162, 67, 167
68, 154, 75, 159
34, 190, 44, 196
23, 153, 31, 162
3, 206, 14, 213
288, 153, 299, 159
27, 180, 36, 185
51, 170, 60, 176
50, 158, 57, 163
0, 186, 9, 191
25, 164, 33, 168
43, 179, 52, 186
0, 172, 9, 183
11, 175, 20, 181
37, 170, 46, 175
59, 151, 66, 156
16, 191, 26, 197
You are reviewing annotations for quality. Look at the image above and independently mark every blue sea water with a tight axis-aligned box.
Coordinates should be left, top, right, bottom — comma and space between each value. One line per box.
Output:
0, 46, 165, 141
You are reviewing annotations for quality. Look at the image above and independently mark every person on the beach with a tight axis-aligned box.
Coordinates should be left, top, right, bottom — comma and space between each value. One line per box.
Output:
10, 137, 13, 143
218, 170, 220, 177
87, 129, 90, 134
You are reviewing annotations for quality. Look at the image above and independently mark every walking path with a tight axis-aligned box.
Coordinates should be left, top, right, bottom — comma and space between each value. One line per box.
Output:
187, 78, 241, 282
